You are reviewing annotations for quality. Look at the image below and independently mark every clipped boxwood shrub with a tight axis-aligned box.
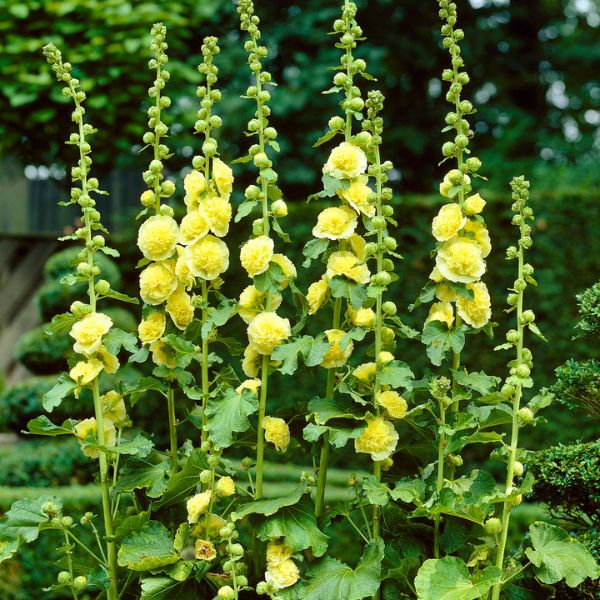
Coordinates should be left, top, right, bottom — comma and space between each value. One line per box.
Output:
553, 359, 600, 418
13, 325, 72, 374
0, 438, 94, 487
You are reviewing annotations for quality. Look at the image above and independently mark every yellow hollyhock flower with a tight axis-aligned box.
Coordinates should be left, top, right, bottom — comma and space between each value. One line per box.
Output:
271, 253, 297, 288
378, 351, 394, 364
242, 344, 262, 378
320, 329, 353, 369
215, 476, 236, 497
463, 192, 486, 215
435, 284, 456, 303
456, 281, 492, 329
139, 261, 179, 305
236, 378, 261, 395
355, 416, 399, 461
184, 169, 207, 201
138, 311, 166, 344
348, 306, 375, 328
326, 251, 370, 284
101, 390, 127, 425
240, 235, 274, 277
266, 558, 300, 590
70, 312, 113, 355
338, 175, 375, 217
195, 539, 217, 562
201, 194, 232, 237
238, 285, 282, 324
137, 215, 180, 261
247, 311, 291, 355
184, 234, 230, 280
263, 416, 290, 452
212, 158, 234, 195
352, 362, 377, 385
312, 205, 358, 240
348, 233, 367, 261
376, 390, 408, 420
186, 491, 212, 524
307, 278, 329, 315
149, 340, 176, 368
426, 301, 455, 327
323, 141, 367, 179
69, 359, 104, 396
74, 417, 116, 458
175, 246, 196, 290
436, 237, 486, 283
266, 541, 293, 566
96, 345, 119, 374
463, 219, 491, 258
179, 209, 210, 245
432, 203, 466, 242
166, 285, 195, 330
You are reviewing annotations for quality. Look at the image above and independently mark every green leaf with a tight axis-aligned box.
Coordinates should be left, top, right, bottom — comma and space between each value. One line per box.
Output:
102, 289, 139, 304
202, 300, 236, 339
104, 328, 139, 355
303, 422, 365, 448
95, 434, 153, 458
527, 322, 548, 342
313, 129, 339, 147
118, 521, 179, 571
126, 377, 167, 406
0, 496, 59, 562
115, 451, 170, 498
258, 496, 328, 557
42, 373, 76, 412
414, 557, 501, 599
162, 335, 197, 369
235, 199, 258, 222
391, 479, 426, 505
362, 476, 390, 506
271, 336, 314, 375
525, 522, 599, 587
527, 389, 554, 414
231, 154, 253, 164
45, 312, 78, 336
452, 370, 500, 395
26, 416, 76, 436
329, 276, 368, 309
301, 539, 384, 600
204, 388, 259, 449
447, 282, 475, 300
254, 262, 286, 294
140, 576, 205, 600
98, 246, 120, 258
320, 173, 345, 198
236, 482, 307, 520
421, 322, 465, 366
307, 396, 364, 425
410, 281, 437, 311
302, 238, 329, 267
378, 360, 414, 389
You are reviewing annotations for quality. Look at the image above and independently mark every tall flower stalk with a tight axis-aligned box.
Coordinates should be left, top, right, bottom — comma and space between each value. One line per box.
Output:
42, 43, 130, 600
491, 176, 538, 600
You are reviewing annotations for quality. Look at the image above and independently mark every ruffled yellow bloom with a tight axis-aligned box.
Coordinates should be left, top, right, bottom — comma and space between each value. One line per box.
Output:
432, 203, 466, 242
348, 234, 367, 261
323, 141, 367, 179
271, 253, 297, 288
184, 170, 207, 202
96, 345, 119, 374
187, 491, 212, 524
248, 312, 291, 355
139, 261, 178, 305
348, 307, 375, 328
179, 209, 210, 245
312, 205, 358, 240
326, 251, 370, 284
456, 281, 492, 329
236, 378, 261, 395
463, 193, 486, 215
429, 266, 444, 283
69, 359, 104, 397
352, 362, 377, 385
137, 215, 180, 261
166, 285, 195, 330
266, 558, 300, 590
266, 541, 293, 566
307, 278, 329, 315
238, 285, 282, 324
338, 175, 375, 217
379, 351, 394, 364
138, 311, 166, 344
70, 312, 113, 355
201, 194, 232, 237
242, 344, 262, 378
212, 158, 234, 195
436, 237, 486, 283
376, 390, 408, 420
463, 219, 491, 258
184, 235, 229, 280
435, 284, 456, 303
101, 390, 127, 425
195, 539, 217, 562
74, 417, 116, 458
215, 476, 236, 497
263, 416, 290, 452
321, 329, 353, 369
355, 416, 399, 461
426, 301, 455, 327
240, 235, 274, 277
149, 340, 176, 368
175, 246, 195, 290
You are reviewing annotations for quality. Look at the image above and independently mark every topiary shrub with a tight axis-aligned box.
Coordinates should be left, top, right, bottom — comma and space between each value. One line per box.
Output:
553, 359, 600, 419
12, 325, 72, 374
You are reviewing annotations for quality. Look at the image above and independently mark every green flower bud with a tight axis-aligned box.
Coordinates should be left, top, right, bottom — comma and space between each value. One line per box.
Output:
514, 279, 527, 292
159, 205, 174, 217
256, 581, 269, 595
252, 219, 264, 236
333, 72, 347, 86
41, 501, 60, 517
382, 258, 394, 271
77, 262, 91, 276
373, 271, 392, 286
349, 97, 364, 112
384, 236, 397, 251
372, 216, 386, 231
507, 293, 518, 306
95, 279, 110, 295
92, 235, 105, 248
442, 141, 456, 157
501, 384, 516, 399
230, 543, 244, 557
484, 517, 502, 535
271, 199, 288, 218
381, 327, 395, 343
241, 457, 253, 469
149, 159, 163, 173
202, 140, 217, 156
161, 179, 176, 197
465, 157, 481, 172
73, 576, 87, 591
513, 461, 524, 477
70, 301, 92, 318
217, 586, 235, 600
516, 364, 530, 378
449, 454, 463, 467
207, 455, 220, 468
254, 152, 270, 169
61, 516, 73, 527
237, 575, 248, 587
382, 301, 397, 316
455, 134, 469, 148
354, 131, 371, 148
199, 470, 212, 484
518, 407, 534, 423
506, 330, 519, 343
329, 116, 345, 131
364, 242, 378, 256
140, 190, 155, 207
57, 571, 71, 584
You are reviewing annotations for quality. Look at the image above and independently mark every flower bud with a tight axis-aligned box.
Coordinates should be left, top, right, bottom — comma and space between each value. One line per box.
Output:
384, 236, 397, 251
149, 159, 163, 173
73, 576, 87, 591
506, 330, 519, 343
484, 517, 502, 535
254, 152, 270, 168
513, 461, 524, 477
159, 204, 174, 217
252, 219, 264, 236
237, 575, 248, 587
514, 279, 527, 292
77, 262, 91, 276
518, 407, 534, 423
199, 470, 212, 484
329, 116, 345, 131
372, 216, 386, 231
256, 581, 269, 595
161, 179, 176, 197
230, 543, 244, 557
70, 301, 92, 318
382, 301, 397, 316
507, 293, 518, 306
442, 142, 456, 157
501, 384, 516, 399
465, 157, 481, 172
95, 280, 110, 295
364, 242, 378, 256
449, 455, 463, 467
271, 199, 288, 217
202, 140, 217, 156
192, 155, 205, 169
140, 190, 155, 207
57, 571, 71, 584
208, 455, 220, 468
217, 586, 235, 600
516, 364, 530, 378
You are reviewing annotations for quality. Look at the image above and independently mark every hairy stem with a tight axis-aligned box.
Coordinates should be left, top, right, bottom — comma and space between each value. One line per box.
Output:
255, 354, 270, 499
201, 280, 210, 444
167, 386, 178, 475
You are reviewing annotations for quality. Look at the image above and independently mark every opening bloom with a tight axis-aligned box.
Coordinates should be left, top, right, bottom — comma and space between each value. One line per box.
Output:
432, 203, 466, 242
139, 261, 179, 305
266, 541, 293, 566
138, 311, 166, 344
195, 539, 217, 562
69, 359, 104, 396
215, 476, 236, 497
266, 558, 300, 590
179, 209, 210, 245
184, 234, 230, 280
271, 253, 297, 288
187, 490, 212, 524
212, 158, 234, 195
70, 312, 113, 355
307, 278, 329, 315
323, 142, 367, 179
238, 285, 282, 324
166, 285, 195, 330
149, 340, 176, 368
376, 390, 408, 420
101, 390, 127, 426
137, 215, 180, 261
435, 284, 456, 303
74, 417, 116, 458
247, 311, 291, 355
456, 281, 492, 329
312, 205, 358, 240
236, 378, 261, 395
175, 247, 196, 290
320, 329, 353, 369
348, 306, 375, 328
436, 237, 486, 283
463, 193, 486, 215
201, 194, 232, 237
463, 219, 491, 258
184, 170, 207, 204
240, 235, 274, 277
338, 175, 375, 217
97, 345, 119, 374
426, 300, 455, 328
326, 251, 370, 284
263, 416, 290, 452
242, 344, 261, 378
352, 362, 377, 386
354, 416, 399, 461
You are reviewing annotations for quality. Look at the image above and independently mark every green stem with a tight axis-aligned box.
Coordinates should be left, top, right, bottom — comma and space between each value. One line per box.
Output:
255, 354, 270, 499
167, 386, 178, 475
65, 530, 106, 566
63, 529, 79, 600
434, 400, 446, 558
92, 379, 118, 600
201, 280, 210, 444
